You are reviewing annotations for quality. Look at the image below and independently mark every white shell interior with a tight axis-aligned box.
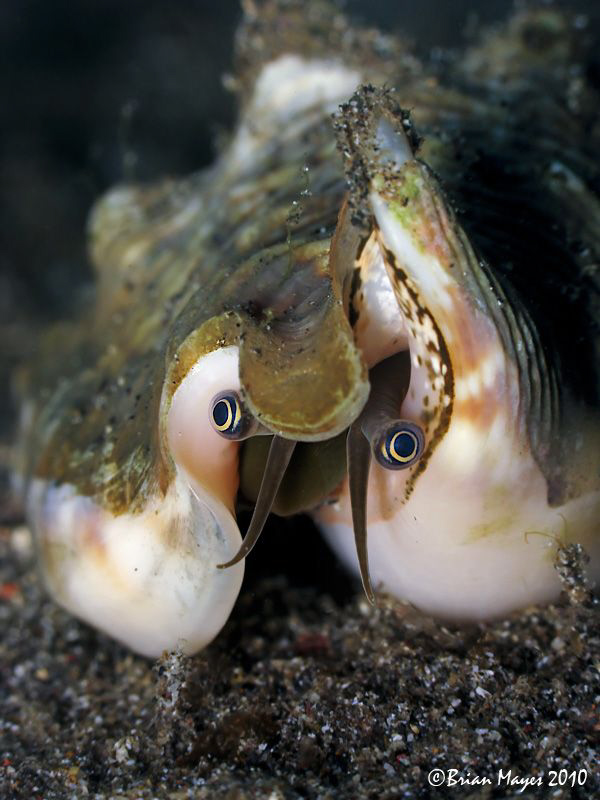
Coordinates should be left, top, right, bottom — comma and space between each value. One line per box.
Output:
314, 143, 600, 619
29, 346, 245, 657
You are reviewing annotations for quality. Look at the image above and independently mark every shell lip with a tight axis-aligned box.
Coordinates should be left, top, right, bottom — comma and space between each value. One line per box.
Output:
28, 472, 244, 659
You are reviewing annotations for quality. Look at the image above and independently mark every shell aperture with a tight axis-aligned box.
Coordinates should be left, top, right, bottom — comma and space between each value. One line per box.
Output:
318, 70, 600, 620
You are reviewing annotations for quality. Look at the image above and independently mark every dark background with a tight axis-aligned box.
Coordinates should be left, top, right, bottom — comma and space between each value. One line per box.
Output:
2, 0, 598, 319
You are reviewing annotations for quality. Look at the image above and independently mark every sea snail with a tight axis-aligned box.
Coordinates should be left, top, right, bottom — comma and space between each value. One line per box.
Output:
18, 2, 600, 656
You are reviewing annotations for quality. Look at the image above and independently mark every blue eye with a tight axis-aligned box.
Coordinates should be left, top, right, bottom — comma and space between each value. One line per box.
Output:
210, 392, 246, 439
375, 421, 425, 469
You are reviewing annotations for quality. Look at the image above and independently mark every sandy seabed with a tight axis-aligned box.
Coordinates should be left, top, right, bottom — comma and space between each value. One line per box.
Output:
0, 519, 597, 800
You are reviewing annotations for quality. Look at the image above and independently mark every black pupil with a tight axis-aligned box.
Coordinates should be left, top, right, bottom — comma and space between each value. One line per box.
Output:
213, 399, 230, 427
394, 430, 415, 458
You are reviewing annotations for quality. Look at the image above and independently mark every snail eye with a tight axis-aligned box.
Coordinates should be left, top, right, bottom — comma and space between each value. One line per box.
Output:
374, 421, 425, 470
210, 392, 255, 440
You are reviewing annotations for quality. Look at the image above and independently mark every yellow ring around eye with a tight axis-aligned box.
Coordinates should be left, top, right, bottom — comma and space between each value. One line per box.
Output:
232, 398, 241, 431
214, 398, 233, 432
389, 430, 418, 463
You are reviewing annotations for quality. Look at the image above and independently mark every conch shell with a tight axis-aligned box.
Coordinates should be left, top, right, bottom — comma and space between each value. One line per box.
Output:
17, 1, 600, 656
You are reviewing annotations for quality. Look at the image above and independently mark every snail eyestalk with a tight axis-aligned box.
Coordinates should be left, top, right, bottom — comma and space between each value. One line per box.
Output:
347, 420, 376, 604
347, 351, 423, 603
218, 435, 297, 568
359, 352, 424, 469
